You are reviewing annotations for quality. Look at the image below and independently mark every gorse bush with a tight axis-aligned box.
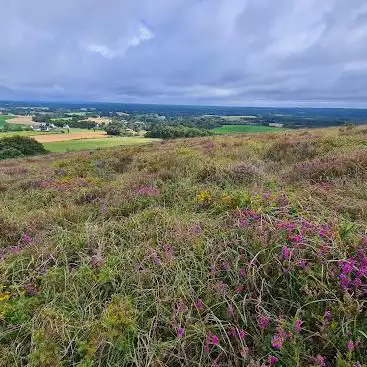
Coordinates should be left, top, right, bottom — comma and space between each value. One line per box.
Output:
0, 136, 47, 160
0, 129, 366, 366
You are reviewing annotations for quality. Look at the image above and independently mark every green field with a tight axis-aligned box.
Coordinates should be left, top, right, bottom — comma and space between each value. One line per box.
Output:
0, 115, 14, 128
43, 137, 159, 152
214, 124, 286, 134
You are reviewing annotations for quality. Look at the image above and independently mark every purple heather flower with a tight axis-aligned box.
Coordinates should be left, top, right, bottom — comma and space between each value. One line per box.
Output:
258, 315, 270, 330
281, 246, 291, 260
339, 260, 354, 274
295, 319, 303, 333
195, 298, 203, 311
23, 234, 32, 246
314, 355, 326, 367
324, 311, 331, 321
347, 340, 355, 351
268, 355, 279, 366
271, 334, 283, 349
239, 268, 247, 278
211, 335, 219, 345
177, 327, 185, 337
237, 329, 246, 340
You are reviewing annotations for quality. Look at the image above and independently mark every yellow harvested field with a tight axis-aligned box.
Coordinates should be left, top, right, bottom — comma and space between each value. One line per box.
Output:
31, 131, 107, 143
6, 116, 34, 125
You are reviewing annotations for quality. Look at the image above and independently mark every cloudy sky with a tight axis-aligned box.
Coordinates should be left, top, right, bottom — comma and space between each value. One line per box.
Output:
1, 0, 367, 107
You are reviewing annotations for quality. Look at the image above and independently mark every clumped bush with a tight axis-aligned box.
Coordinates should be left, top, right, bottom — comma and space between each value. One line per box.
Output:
265, 139, 320, 163
285, 150, 367, 182
0, 136, 47, 160
228, 161, 261, 184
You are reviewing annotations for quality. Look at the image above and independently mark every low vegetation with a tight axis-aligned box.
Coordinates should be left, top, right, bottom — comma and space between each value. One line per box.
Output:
0, 127, 366, 366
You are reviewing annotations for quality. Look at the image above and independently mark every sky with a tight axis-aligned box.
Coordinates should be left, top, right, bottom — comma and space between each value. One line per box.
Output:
1, 0, 367, 107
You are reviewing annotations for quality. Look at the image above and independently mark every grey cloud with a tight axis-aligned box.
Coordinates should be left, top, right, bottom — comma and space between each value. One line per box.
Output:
0, 0, 367, 106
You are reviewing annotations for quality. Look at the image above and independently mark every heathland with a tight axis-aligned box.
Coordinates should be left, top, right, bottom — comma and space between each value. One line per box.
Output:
0, 126, 366, 366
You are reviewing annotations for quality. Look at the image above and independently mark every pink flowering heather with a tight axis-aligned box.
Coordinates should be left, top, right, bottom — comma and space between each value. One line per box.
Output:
22, 234, 32, 246
204, 333, 220, 353
177, 327, 185, 337
211, 335, 219, 345
314, 355, 326, 367
239, 267, 247, 278
237, 329, 246, 340
295, 319, 303, 333
271, 334, 283, 349
347, 340, 355, 351
281, 245, 291, 260
135, 186, 160, 197
258, 315, 271, 330
195, 298, 203, 311
324, 310, 332, 321
268, 355, 279, 366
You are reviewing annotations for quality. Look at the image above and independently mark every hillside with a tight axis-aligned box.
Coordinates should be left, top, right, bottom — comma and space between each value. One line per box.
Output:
0, 127, 366, 366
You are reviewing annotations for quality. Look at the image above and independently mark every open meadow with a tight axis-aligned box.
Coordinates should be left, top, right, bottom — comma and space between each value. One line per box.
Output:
214, 124, 286, 134
0, 126, 366, 366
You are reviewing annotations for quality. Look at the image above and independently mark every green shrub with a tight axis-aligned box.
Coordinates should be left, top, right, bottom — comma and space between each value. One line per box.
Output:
0, 136, 48, 160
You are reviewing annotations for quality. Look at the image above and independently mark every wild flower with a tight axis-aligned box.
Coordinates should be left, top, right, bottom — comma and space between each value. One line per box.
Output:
204, 333, 220, 354
295, 319, 302, 333
197, 191, 212, 204
239, 267, 247, 278
347, 340, 355, 351
313, 355, 326, 367
237, 329, 246, 340
324, 310, 331, 321
257, 315, 270, 330
271, 334, 283, 349
0, 291, 10, 302
177, 327, 185, 337
281, 246, 291, 260
268, 355, 278, 366
22, 234, 32, 246
211, 335, 219, 345
195, 298, 203, 311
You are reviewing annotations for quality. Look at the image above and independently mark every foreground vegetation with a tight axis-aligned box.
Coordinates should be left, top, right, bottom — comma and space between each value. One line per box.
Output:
0, 126, 366, 366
